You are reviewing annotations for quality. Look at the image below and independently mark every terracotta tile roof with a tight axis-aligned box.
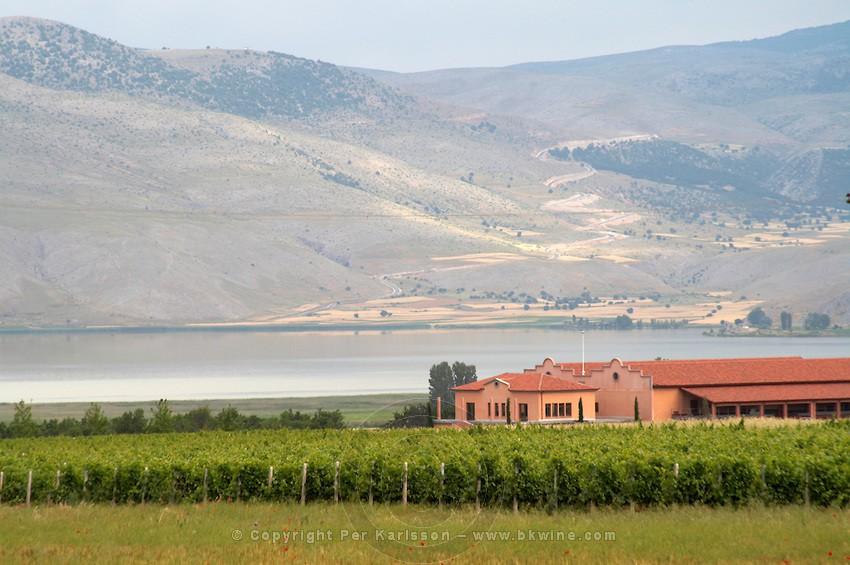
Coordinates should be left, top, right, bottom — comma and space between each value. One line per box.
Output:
452, 372, 597, 392
552, 357, 850, 387
683, 383, 850, 403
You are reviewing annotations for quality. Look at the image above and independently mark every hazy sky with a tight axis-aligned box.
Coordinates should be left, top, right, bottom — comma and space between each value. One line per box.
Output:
5, 0, 850, 71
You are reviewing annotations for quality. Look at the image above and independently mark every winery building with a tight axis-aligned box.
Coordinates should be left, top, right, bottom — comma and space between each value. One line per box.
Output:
441, 356, 850, 424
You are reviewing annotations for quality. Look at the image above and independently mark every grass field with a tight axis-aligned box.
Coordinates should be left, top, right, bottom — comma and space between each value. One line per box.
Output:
0, 503, 847, 563
0, 393, 427, 427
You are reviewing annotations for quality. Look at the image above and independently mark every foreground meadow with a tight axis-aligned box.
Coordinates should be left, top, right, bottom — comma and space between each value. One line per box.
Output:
0, 503, 847, 564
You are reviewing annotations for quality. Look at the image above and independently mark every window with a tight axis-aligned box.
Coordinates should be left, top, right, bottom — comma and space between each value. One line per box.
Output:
716, 405, 737, 417
740, 405, 760, 417
519, 403, 529, 422
787, 403, 810, 418
613, 372, 619, 381
566, 403, 572, 417
763, 405, 783, 418
501, 403, 506, 419
488, 402, 491, 418
841, 402, 850, 418
816, 402, 837, 419
494, 403, 499, 417
466, 402, 476, 421
545, 403, 551, 418
690, 398, 701, 415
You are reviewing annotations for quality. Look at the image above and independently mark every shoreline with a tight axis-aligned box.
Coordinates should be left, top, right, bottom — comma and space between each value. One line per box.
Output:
0, 319, 699, 336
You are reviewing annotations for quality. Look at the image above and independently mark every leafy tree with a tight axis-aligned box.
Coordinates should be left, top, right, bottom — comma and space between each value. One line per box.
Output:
386, 403, 432, 428
112, 409, 146, 434
215, 406, 243, 431
780, 311, 792, 331
746, 307, 772, 329
148, 399, 175, 433
615, 314, 634, 329
310, 409, 345, 429
428, 361, 478, 419
578, 398, 584, 422
451, 362, 477, 387
177, 406, 213, 432
279, 409, 312, 429
804, 312, 831, 331
81, 403, 110, 436
429, 362, 455, 418
10, 400, 38, 437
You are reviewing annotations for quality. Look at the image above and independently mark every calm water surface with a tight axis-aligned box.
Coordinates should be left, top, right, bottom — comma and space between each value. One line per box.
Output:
1, 328, 848, 402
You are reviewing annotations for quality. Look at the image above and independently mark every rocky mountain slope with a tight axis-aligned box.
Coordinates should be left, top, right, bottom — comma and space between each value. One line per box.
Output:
0, 17, 408, 120
1, 17, 849, 326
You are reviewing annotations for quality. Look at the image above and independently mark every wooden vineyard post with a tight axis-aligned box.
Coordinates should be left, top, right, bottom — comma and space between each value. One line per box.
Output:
112, 468, 118, 505
402, 462, 408, 507
300, 463, 307, 506
26, 470, 32, 507
202, 467, 208, 504
334, 461, 340, 505
760, 464, 766, 492
673, 463, 679, 478
268, 466, 274, 490
142, 466, 148, 504
82, 469, 89, 501
439, 462, 445, 509
0, 470, 4, 504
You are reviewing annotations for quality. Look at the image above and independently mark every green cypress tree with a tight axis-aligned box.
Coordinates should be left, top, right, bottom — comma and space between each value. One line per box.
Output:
634, 397, 640, 422
578, 398, 584, 422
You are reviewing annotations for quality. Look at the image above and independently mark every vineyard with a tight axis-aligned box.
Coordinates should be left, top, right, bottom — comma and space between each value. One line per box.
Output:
1, 422, 849, 508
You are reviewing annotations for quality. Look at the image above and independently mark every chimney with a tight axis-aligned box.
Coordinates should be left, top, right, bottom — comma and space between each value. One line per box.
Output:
436, 396, 442, 420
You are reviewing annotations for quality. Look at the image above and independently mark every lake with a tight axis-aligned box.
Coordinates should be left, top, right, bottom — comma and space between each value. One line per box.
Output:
1, 328, 848, 403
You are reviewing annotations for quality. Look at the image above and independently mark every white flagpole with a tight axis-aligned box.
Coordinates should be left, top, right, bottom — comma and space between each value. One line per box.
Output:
581, 330, 585, 375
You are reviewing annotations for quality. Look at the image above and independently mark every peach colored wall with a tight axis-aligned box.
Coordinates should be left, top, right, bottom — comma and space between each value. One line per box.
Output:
454, 384, 596, 422
651, 388, 692, 421
574, 359, 652, 421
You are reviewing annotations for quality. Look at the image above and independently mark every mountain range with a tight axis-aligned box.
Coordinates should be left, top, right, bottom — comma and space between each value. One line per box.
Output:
1, 16, 848, 327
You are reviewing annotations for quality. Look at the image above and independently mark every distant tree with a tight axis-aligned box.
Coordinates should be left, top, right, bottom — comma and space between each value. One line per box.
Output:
746, 307, 772, 329
614, 314, 634, 330
804, 312, 831, 331
81, 403, 110, 436
578, 398, 584, 423
634, 397, 640, 422
429, 362, 455, 418
386, 403, 432, 428
780, 311, 793, 331
310, 409, 345, 429
9, 400, 38, 437
428, 361, 478, 419
279, 409, 312, 429
112, 409, 146, 434
215, 406, 243, 431
177, 406, 213, 432
451, 362, 478, 387
148, 399, 175, 433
